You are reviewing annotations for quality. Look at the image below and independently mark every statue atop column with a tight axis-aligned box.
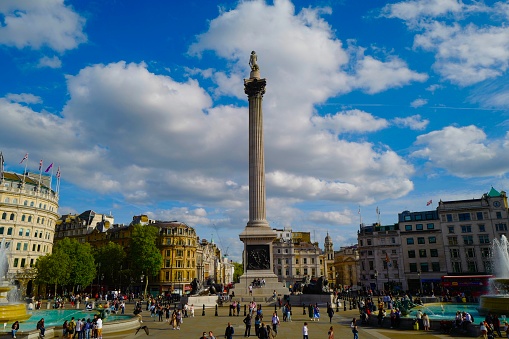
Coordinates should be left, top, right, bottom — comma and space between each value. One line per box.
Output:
249, 51, 260, 79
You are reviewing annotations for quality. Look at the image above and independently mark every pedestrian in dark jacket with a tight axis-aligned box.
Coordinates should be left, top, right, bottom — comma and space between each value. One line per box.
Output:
243, 314, 252, 337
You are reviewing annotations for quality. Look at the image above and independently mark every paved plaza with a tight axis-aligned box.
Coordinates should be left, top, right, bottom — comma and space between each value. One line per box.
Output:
101, 305, 460, 339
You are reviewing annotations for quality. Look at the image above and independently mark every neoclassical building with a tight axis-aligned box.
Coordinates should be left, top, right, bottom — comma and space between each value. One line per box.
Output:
0, 166, 59, 294
333, 245, 359, 291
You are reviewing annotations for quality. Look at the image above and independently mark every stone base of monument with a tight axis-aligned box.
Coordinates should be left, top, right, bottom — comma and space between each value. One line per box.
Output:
180, 295, 218, 308
289, 294, 333, 307
233, 274, 289, 302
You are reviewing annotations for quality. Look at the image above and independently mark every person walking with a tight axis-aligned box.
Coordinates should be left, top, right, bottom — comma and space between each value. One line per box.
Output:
271, 311, 280, 334
96, 315, 103, 339
422, 313, 430, 331
254, 315, 261, 337
243, 314, 252, 337
327, 304, 334, 323
313, 304, 320, 321
11, 321, 19, 339
308, 304, 314, 321
258, 323, 268, 339
328, 326, 334, 339
351, 318, 359, 339
208, 331, 216, 339
224, 322, 235, 339
302, 322, 309, 339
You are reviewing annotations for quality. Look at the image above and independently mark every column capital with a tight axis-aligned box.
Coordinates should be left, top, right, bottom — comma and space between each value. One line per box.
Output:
244, 78, 266, 97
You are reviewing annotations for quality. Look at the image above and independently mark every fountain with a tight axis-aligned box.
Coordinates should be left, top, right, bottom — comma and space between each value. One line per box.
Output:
0, 238, 30, 322
479, 235, 509, 316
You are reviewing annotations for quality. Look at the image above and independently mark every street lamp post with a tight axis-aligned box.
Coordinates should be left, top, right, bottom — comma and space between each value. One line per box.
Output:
418, 270, 422, 295
97, 262, 101, 298
119, 265, 123, 294
374, 270, 378, 294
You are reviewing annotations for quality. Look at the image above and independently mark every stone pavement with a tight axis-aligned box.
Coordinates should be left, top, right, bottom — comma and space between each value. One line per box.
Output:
103, 305, 461, 339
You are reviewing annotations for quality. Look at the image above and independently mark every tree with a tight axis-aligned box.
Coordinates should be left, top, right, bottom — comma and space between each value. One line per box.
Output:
35, 250, 72, 294
128, 224, 162, 296
233, 262, 243, 283
94, 242, 127, 290
52, 238, 96, 293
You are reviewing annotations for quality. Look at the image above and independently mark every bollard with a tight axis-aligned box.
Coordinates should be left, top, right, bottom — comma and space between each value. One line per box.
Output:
229, 305, 232, 316
336, 303, 339, 312
344, 302, 347, 311
244, 304, 247, 316
303, 304, 306, 315
202, 304, 205, 316
215, 304, 218, 316
349, 301, 352, 310
274, 304, 277, 312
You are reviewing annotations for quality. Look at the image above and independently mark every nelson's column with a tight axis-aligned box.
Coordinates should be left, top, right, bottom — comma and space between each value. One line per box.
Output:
238, 51, 287, 298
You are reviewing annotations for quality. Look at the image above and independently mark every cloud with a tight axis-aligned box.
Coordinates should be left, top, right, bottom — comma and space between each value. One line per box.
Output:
351, 54, 428, 94
37, 56, 62, 69
413, 125, 509, 177
410, 98, 427, 108
5, 93, 41, 104
0, 0, 87, 52
307, 210, 353, 225
311, 109, 389, 134
393, 114, 429, 130
383, 0, 509, 86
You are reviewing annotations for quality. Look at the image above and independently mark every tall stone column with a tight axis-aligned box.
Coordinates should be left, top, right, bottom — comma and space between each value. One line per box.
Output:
238, 52, 286, 298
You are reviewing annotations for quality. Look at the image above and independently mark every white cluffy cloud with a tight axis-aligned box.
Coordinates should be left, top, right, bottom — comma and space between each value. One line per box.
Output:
393, 115, 429, 130
410, 98, 427, 108
413, 125, 509, 177
311, 109, 388, 134
0, 0, 87, 52
38, 56, 62, 69
383, 0, 509, 86
6, 93, 42, 104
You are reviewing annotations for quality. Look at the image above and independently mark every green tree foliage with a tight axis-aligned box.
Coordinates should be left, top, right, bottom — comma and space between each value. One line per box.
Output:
233, 262, 243, 283
128, 224, 162, 296
35, 250, 72, 293
93, 241, 127, 289
52, 238, 96, 292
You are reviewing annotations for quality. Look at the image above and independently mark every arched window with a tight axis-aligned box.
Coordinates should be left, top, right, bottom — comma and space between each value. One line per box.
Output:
12, 198, 17, 204
24, 200, 28, 206
37, 217, 40, 224
1, 212, 6, 220
30, 202, 34, 207
21, 215, 25, 222
28, 216, 32, 222
4, 198, 9, 203
9, 213, 14, 221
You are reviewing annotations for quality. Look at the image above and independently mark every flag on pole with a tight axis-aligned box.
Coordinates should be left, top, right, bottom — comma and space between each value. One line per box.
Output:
376, 206, 380, 215
45, 163, 53, 173
56, 167, 61, 178
19, 153, 28, 164
39, 159, 43, 171
426, 199, 432, 206
385, 253, 390, 263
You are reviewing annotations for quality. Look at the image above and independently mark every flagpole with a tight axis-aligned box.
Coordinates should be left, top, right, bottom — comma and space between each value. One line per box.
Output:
358, 205, 362, 226
49, 165, 54, 191
56, 167, 61, 194
38, 160, 43, 190
22, 154, 29, 186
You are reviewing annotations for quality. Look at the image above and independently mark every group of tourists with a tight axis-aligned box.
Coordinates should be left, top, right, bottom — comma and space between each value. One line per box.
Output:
62, 315, 103, 339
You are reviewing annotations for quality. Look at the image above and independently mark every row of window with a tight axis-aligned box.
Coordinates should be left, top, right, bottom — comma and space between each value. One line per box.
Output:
404, 223, 435, 231
162, 270, 195, 282
448, 235, 491, 245
2, 197, 53, 211
408, 249, 439, 258
1, 212, 52, 226
4, 240, 50, 253
12, 257, 35, 268
406, 236, 437, 245
442, 211, 502, 223
360, 237, 397, 246
0, 227, 52, 240
276, 268, 323, 276
450, 247, 491, 258
164, 249, 196, 258
164, 260, 195, 268
450, 260, 492, 273
409, 262, 441, 272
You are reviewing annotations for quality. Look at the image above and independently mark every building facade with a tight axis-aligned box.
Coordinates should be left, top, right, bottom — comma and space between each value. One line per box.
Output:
324, 233, 335, 288
272, 228, 324, 287
358, 223, 405, 293
438, 188, 509, 276
0, 169, 59, 295
398, 210, 446, 294
333, 245, 359, 291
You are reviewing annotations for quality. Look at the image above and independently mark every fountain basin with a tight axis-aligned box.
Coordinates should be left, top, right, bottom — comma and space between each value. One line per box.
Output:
0, 303, 30, 322
479, 295, 509, 316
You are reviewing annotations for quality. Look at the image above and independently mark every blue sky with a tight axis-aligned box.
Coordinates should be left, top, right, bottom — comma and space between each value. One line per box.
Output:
2, 0, 509, 261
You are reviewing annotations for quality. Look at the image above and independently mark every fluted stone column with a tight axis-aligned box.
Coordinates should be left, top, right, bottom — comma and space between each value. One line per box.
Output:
245, 77, 269, 228
238, 53, 286, 298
